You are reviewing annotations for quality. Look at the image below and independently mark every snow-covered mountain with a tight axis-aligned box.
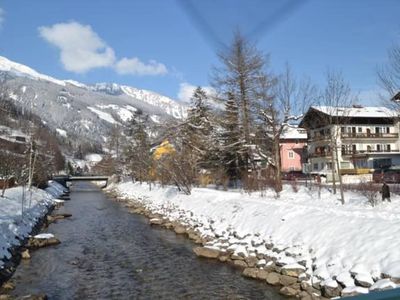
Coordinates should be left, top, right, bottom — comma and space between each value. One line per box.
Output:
0, 55, 187, 145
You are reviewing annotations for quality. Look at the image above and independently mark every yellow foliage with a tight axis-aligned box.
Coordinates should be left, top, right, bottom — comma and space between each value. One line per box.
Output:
153, 140, 175, 160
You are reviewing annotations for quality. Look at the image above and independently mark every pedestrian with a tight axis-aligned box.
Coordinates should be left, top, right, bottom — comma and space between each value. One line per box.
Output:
381, 182, 391, 202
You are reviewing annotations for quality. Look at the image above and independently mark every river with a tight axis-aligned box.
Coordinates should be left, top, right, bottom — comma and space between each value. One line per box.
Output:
11, 182, 283, 299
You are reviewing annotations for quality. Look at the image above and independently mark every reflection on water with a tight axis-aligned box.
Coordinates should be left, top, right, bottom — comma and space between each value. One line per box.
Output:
12, 182, 283, 299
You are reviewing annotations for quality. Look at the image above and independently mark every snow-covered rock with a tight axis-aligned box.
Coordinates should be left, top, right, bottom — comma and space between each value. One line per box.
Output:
370, 278, 397, 291
355, 273, 374, 288
341, 286, 369, 297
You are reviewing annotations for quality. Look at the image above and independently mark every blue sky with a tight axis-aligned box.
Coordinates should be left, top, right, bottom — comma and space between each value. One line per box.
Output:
0, 0, 399, 104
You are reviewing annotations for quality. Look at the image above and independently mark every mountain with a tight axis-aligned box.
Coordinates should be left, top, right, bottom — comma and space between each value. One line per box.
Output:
0, 56, 187, 146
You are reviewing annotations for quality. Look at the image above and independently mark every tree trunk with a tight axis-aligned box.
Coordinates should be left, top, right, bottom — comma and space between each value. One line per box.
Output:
331, 140, 337, 194
274, 140, 282, 192
334, 145, 345, 204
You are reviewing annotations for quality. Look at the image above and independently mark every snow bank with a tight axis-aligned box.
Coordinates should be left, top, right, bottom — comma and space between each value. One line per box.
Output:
112, 181, 400, 285
0, 181, 63, 268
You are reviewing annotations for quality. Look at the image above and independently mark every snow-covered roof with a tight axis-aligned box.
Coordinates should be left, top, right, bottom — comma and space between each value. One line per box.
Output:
280, 126, 307, 140
312, 106, 397, 118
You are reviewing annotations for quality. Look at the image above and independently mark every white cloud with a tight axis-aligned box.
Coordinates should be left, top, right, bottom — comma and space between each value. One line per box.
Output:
38, 21, 168, 76
39, 21, 115, 73
177, 82, 215, 103
0, 8, 5, 28
115, 57, 167, 76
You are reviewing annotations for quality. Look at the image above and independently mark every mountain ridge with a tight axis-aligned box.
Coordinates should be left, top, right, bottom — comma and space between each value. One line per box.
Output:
0, 55, 187, 147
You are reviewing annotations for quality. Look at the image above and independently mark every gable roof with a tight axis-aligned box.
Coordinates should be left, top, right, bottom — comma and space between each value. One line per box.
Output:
311, 106, 397, 118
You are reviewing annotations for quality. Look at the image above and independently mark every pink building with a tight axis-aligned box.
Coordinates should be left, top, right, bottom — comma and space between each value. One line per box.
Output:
280, 127, 307, 173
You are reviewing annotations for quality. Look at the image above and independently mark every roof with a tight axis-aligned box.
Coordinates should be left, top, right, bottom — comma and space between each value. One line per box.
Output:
280, 126, 307, 140
311, 106, 397, 118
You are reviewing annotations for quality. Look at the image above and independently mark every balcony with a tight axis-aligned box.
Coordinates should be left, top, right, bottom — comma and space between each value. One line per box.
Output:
341, 132, 399, 139
308, 135, 330, 142
309, 151, 333, 158
341, 149, 400, 156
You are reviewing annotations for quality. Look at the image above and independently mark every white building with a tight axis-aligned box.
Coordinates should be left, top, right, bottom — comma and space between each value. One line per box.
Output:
299, 106, 400, 175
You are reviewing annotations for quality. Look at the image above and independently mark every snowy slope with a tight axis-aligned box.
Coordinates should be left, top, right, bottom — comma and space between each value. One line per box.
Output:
0, 56, 66, 86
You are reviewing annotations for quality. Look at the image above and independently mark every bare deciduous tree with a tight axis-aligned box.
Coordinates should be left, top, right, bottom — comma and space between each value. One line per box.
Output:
320, 70, 354, 204
378, 43, 400, 99
259, 64, 316, 192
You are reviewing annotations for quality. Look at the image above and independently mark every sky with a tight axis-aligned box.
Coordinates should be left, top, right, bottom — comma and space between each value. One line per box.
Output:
0, 0, 399, 104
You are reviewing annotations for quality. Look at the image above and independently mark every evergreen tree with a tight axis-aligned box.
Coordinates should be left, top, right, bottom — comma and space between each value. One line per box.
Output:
124, 111, 152, 182
176, 87, 215, 178
219, 92, 243, 186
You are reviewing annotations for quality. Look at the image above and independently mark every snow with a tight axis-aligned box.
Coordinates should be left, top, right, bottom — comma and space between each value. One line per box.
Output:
336, 271, 355, 287
56, 128, 67, 137
0, 181, 63, 267
370, 278, 398, 290
64, 79, 87, 89
111, 181, 400, 284
322, 278, 338, 288
121, 85, 187, 119
96, 104, 134, 122
34, 233, 55, 239
88, 106, 119, 124
85, 153, 103, 163
80, 119, 92, 130
0, 55, 66, 86
342, 286, 369, 295
312, 106, 397, 118
150, 115, 161, 123
280, 126, 307, 140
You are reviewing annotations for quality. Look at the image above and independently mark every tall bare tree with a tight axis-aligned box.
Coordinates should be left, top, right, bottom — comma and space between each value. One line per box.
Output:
212, 32, 267, 173
258, 64, 315, 192
320, 70, 353, 204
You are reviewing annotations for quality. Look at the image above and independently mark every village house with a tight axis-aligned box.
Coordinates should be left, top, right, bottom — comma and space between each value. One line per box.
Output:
299, 106, 400, 177
280, 126, 307, 173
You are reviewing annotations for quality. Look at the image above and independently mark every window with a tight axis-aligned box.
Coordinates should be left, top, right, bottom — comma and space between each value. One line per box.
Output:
327, 162, 332, 170
288, 150, 294, 159
367, 145, 371, 152
386, 144, 391, 152
313, 163, 318, 171
358, 127, 362, 133
376, 144, 382, 152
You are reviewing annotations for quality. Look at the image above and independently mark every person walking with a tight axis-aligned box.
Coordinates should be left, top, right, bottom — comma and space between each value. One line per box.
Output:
382, 182, 391, 202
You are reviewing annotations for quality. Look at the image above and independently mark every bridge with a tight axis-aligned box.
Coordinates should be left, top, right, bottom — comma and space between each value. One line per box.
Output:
53, 175, 109, 188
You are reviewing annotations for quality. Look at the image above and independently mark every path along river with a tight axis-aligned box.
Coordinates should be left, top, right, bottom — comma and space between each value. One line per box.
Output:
11, 182, 283, 299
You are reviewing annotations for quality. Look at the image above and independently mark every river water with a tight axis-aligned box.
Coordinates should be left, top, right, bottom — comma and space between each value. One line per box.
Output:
11, 182, 283, 299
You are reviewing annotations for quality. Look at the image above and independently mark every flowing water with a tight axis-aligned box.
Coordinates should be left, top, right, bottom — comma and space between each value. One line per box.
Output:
11, 182, 283, 299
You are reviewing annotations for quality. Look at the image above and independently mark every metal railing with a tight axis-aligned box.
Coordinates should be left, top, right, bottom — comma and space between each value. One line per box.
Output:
341, 133, 399, 139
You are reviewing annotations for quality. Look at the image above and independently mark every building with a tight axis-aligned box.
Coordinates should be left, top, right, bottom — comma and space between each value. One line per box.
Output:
280, 126, 307, 173
299, 106, 400, 176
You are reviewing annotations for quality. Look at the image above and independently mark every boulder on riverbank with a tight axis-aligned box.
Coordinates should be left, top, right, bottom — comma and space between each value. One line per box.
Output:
193, 247, 220, 259
27, 234, 60, 249
21, 249, 30, 260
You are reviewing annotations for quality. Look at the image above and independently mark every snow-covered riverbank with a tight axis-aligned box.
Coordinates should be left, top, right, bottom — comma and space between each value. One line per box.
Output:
110, 181, 400, 298
0, 181, 66, 271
